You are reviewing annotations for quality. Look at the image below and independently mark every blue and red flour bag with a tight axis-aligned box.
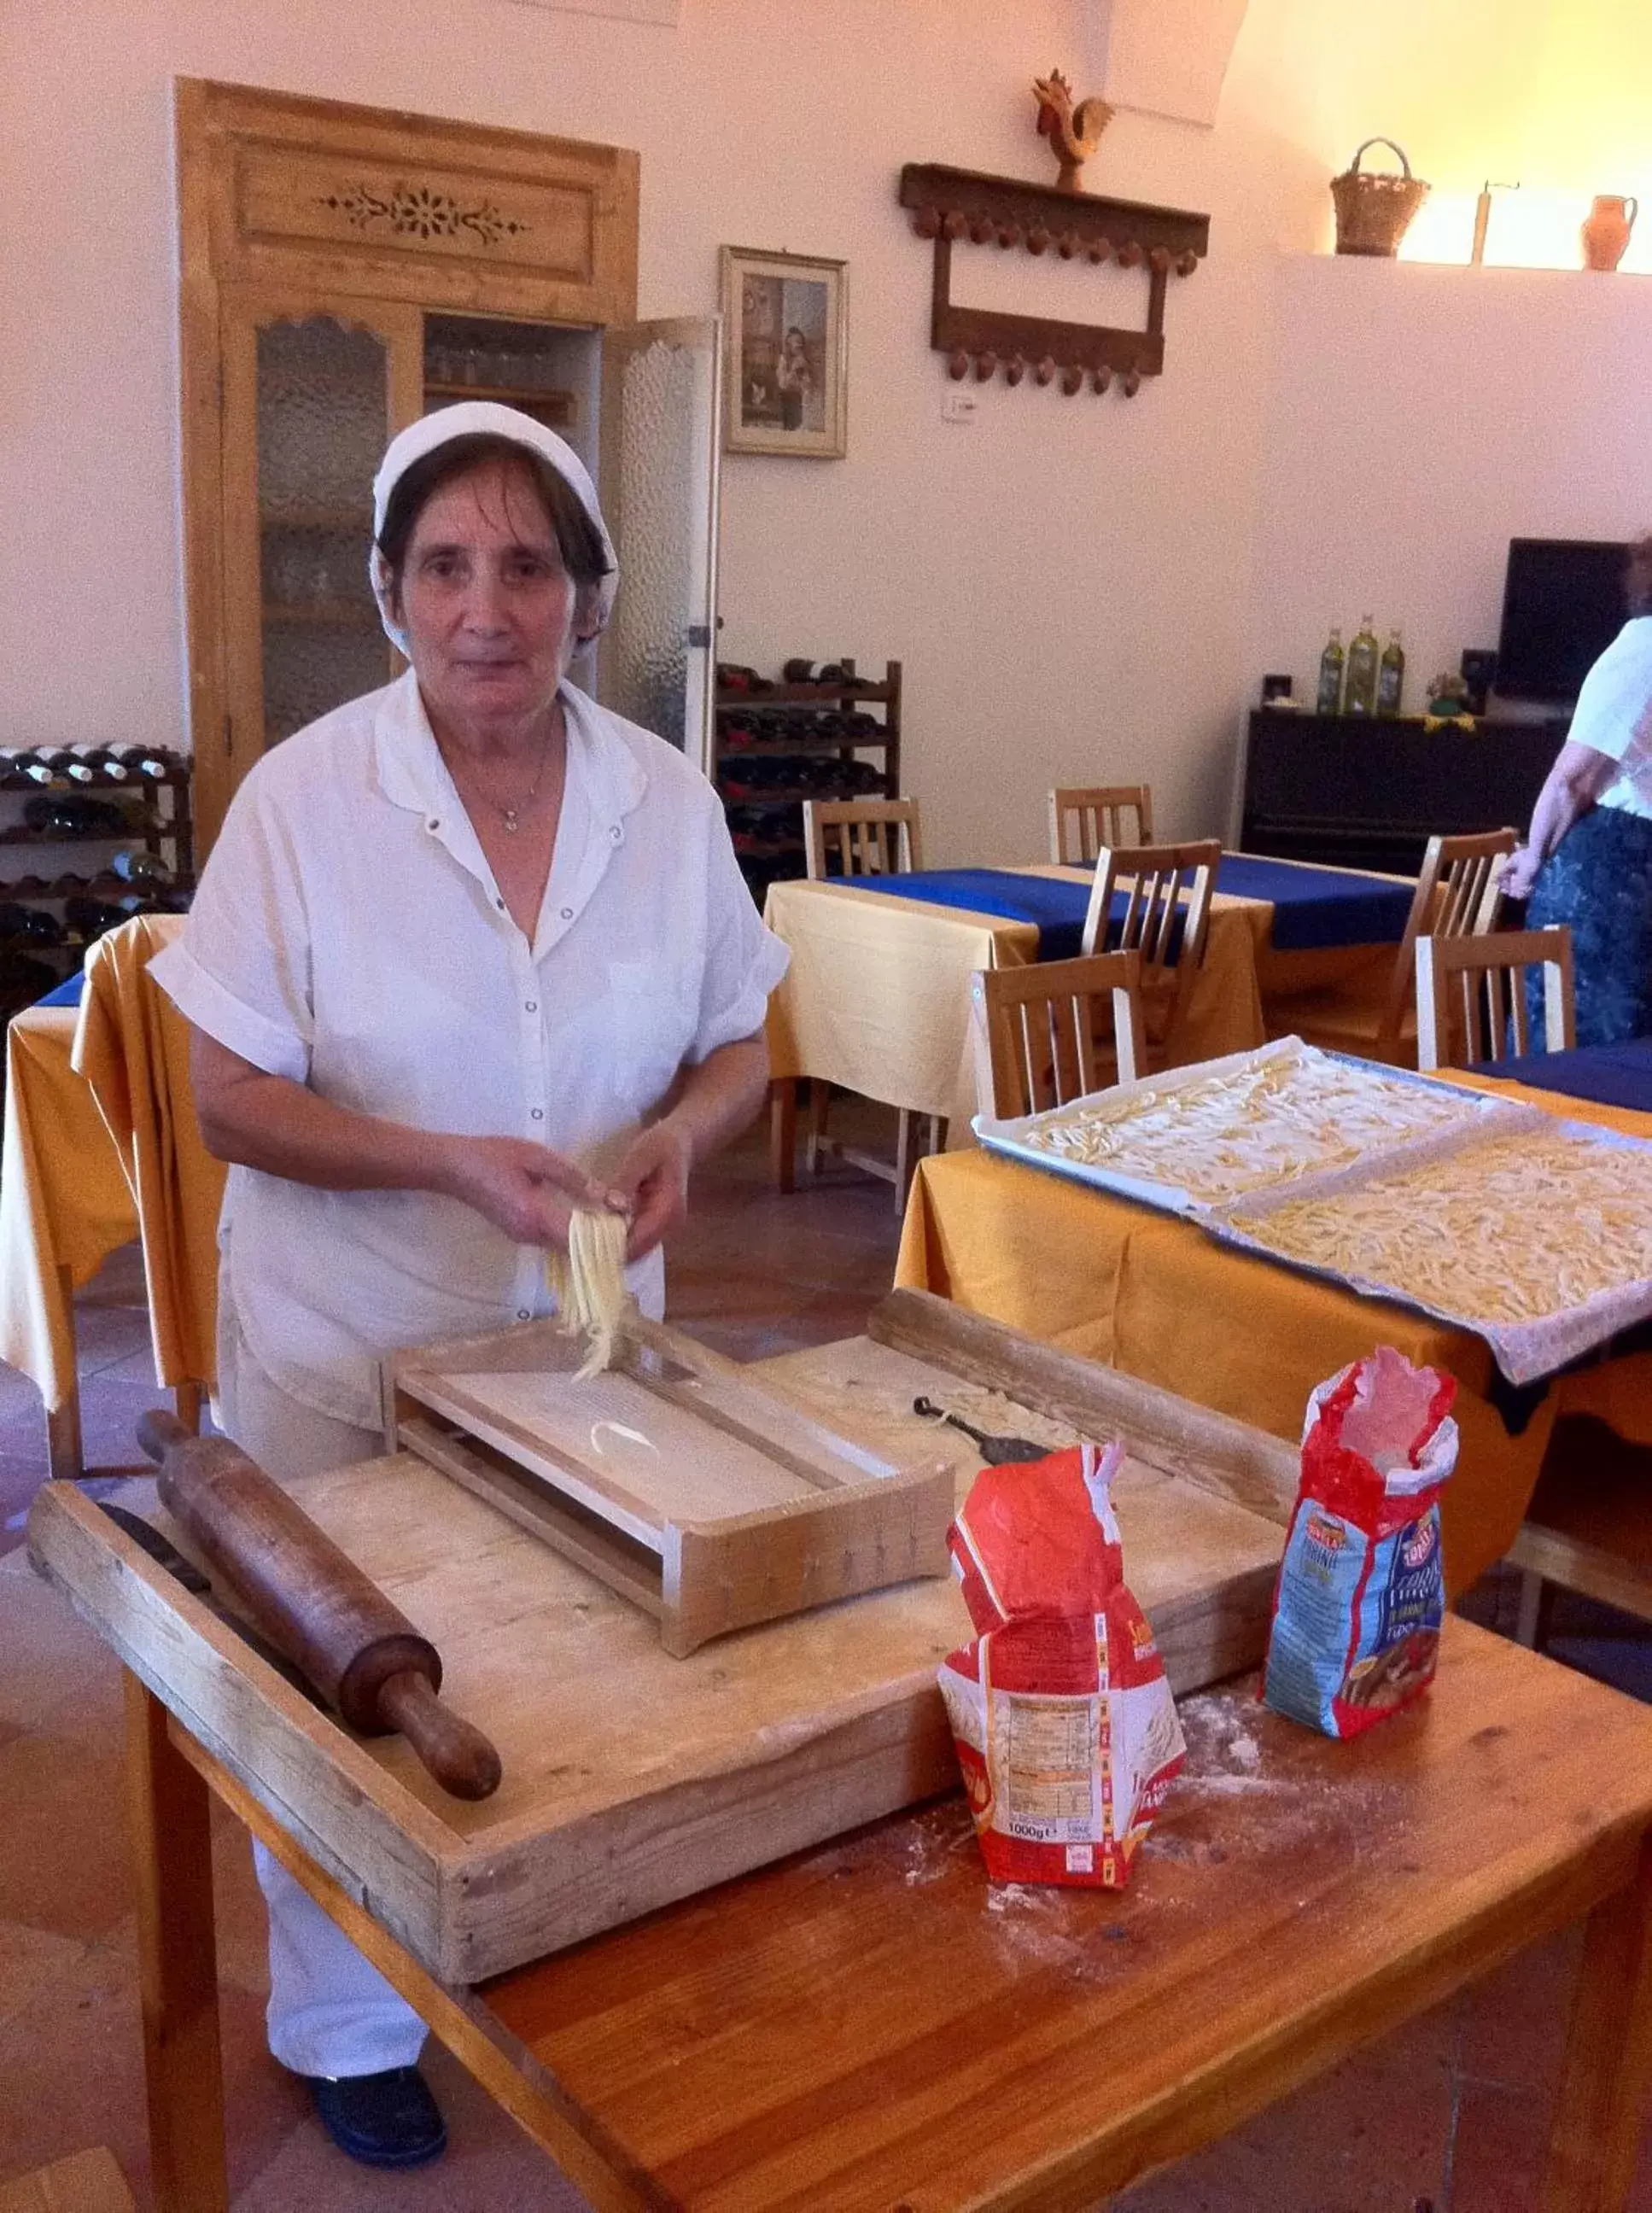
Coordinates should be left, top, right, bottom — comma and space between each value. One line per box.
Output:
937, 1442, 1185, 1888
1264, 1348, 1459, 1739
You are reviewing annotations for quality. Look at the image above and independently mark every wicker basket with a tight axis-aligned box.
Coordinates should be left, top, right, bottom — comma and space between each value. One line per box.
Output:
1330, 138, 1429, 257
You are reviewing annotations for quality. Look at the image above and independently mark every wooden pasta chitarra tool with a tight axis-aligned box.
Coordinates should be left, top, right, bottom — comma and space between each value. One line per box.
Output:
136, 1410, 502, 1801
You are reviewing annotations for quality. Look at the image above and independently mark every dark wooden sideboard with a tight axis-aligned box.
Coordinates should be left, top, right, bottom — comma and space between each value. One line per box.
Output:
1240, 709, 1566, 874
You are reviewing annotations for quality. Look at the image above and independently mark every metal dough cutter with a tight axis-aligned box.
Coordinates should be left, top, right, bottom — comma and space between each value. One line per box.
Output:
912, 1396, 1049, 1465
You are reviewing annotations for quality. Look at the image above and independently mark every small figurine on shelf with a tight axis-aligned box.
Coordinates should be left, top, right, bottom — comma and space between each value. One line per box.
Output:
1422, 672, 1477, 731
1031, 69, 1113, 194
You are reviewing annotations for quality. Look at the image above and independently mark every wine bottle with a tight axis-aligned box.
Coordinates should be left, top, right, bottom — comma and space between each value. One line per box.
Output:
1376, 628, 1405, 716
111, 850, 174, 890
15, 750, 58, 785
76, 744, 127, 781
111, 745, 175, 780
1315, 628, 1346, 715
781, 658, 820, 683
41, 748, 96, 784
1345, 617, 1381, 717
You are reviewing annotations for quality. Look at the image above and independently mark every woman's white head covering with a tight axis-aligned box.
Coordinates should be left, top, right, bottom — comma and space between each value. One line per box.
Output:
368, 402, 618, 655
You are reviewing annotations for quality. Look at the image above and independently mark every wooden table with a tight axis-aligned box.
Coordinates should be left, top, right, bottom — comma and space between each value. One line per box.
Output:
121, 1614, 1652, 2212
29, 1313, 1651, 2210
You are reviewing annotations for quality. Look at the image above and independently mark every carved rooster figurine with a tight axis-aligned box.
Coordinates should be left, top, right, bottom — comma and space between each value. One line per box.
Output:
1032, 68, 1113, 194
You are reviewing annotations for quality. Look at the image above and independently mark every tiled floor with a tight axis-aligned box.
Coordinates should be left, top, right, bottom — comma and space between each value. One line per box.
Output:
2, 1113, 1650, 2210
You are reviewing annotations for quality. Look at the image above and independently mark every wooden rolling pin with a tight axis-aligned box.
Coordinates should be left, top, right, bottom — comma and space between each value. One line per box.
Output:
137, 1410, 502, 1801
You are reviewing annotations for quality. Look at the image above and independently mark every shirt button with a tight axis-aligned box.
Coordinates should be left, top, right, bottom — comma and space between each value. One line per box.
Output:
525, 1000, 538, 1013
560, 906, 574, 920
517, 1308, 531, 1321
495, 896, 506, 911
427, 817, 440, 832
609, 825, 622, 843
531, 1107, 544, 1120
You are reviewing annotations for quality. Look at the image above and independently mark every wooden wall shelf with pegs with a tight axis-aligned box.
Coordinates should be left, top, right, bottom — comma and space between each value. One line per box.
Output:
897, 162, 1209, 396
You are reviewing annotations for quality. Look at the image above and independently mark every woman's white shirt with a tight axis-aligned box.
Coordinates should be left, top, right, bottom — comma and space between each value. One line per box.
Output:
149, 671, 788, 1427
1568, 615, 1652, 820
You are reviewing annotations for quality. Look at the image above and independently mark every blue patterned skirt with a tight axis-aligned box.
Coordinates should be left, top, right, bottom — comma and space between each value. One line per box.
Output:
1525, 803, 1652, 1047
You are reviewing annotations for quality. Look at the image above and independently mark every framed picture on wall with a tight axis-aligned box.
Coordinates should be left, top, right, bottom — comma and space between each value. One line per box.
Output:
719, 246, 847, 458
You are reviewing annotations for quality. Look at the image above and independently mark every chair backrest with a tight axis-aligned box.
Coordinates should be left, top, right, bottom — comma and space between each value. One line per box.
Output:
803, 797, 923, 881
971, 950, 1145, 1121
1081, 839, 1220, 1052
1377, 827, 1518, 1053
1415, 925, 1575, 1071
1048, 784, 1155, 866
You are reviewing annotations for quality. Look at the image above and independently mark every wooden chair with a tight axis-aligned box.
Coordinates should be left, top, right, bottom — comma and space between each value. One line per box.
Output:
971, 951, 1145, 1121
803, 797, 923, 881
1081, 840, 1221, 1069
1283, 828, 1518, 1066
1414, 925, 1574, 1071
798, 796, 938, 1204
1048, 785, 1154, 866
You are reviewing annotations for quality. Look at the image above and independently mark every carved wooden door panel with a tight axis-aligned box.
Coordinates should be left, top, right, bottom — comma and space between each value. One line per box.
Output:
215, 288, 424, 797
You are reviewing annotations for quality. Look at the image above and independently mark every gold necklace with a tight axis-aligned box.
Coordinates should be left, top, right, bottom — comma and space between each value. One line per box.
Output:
448, 730, 553, 834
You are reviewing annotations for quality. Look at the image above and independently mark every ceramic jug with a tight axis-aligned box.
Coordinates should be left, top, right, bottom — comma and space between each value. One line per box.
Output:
1582, 194, 1638, 272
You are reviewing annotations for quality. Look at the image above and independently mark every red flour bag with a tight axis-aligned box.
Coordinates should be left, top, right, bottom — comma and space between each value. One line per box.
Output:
1264, 1347, 1459, 1740
937, 1442, 1185, 1888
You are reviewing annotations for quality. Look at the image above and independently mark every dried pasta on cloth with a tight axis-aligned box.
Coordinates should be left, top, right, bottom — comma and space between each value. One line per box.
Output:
546, 1208, 631, 1380
1215, 1118, 1652, 1385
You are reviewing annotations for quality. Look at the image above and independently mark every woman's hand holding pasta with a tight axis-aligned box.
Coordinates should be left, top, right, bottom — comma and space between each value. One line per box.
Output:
609, 1119, 693, 1260
437, 1134, 622, 1248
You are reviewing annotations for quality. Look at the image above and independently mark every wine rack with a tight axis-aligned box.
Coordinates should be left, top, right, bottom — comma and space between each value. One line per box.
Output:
0, 748, 195, 1022
712, 660, 902, 907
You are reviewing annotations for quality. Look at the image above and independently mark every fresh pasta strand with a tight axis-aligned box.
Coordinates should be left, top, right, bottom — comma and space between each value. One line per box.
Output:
547, 1207, 630, 1379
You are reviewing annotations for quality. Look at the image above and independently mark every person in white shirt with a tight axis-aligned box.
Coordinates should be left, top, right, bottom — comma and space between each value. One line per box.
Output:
1502, 536, 1652, 1046
151, 403, 787, 2168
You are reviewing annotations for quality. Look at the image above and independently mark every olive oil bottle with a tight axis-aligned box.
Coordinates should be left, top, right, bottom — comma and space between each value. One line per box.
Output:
1345, 616, 1381, 716
1376, 628, 1405, 715
1315, 628, 1346, 715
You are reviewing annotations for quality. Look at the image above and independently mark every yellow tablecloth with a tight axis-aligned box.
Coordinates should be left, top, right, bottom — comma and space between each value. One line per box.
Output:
72, 915, 225, 1396
0, 1006, 137, 1412
765, 868, 1272, 1132
0, 915, 225, 1416
894, 1074, 1652, 1595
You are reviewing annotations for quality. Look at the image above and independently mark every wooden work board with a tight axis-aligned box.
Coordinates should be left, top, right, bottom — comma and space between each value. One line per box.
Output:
28, 1293, 1294, 1984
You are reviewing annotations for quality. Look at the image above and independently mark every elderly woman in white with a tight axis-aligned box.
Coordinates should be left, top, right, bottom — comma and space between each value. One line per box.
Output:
152, 404, 786, 2167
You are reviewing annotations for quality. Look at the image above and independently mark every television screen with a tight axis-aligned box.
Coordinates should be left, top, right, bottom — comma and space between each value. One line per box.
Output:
1497, 538, 1631, 704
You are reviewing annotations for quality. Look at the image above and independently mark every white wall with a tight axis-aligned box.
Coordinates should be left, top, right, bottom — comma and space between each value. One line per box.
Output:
3, 0, 1650, 863
1248, 256, 1652, 718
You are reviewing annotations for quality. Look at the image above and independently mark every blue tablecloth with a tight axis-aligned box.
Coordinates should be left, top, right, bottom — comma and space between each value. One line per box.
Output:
1480, 1037, 1652, 1114
848, 859, 1414, 960
33, 972, 85, 1010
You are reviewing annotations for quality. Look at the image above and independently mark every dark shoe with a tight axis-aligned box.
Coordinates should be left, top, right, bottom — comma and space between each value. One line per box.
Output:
304, 2066, 447, 2169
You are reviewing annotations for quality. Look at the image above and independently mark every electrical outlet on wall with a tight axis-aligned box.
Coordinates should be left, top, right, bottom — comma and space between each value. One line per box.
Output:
942, 390, 979, 426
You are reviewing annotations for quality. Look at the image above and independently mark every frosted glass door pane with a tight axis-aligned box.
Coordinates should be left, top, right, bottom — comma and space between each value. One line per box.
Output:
598, 320, 720, 768
257, 318, 391, 744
